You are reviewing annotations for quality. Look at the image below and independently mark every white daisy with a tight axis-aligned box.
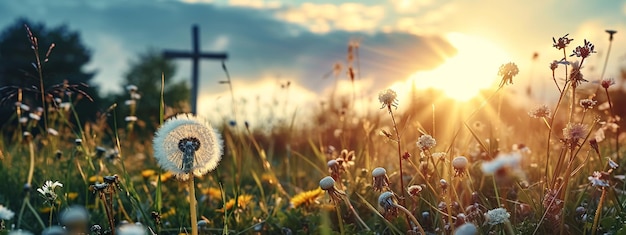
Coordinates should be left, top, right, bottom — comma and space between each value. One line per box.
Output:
153, 113, 223, 180
37, 180, 63, 201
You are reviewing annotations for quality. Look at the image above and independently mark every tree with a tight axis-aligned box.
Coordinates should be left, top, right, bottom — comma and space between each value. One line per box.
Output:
110, 50, 190, 139
0, 18, 100, 134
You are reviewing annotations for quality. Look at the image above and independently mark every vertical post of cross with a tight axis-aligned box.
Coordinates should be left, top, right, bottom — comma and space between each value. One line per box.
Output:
163, 24, 228, 114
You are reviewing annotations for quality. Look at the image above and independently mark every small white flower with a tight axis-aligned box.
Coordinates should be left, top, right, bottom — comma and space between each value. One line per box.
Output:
131, 93, 141, 100
19, 117, 28, 124
485, 207, 510, 225
378, 89, 398, 109
59, 102, 71, 111
416, 134, 436, 150
153, 113, 223, 180
37, 180, 63, 201
0, 204, 15, 220
588, 171, 609, 187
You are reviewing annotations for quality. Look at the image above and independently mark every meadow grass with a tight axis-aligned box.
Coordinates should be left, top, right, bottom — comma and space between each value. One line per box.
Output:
0, 27, 624, 235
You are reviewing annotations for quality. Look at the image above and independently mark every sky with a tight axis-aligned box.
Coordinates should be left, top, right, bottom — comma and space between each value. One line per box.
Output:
0, 0, 625, 123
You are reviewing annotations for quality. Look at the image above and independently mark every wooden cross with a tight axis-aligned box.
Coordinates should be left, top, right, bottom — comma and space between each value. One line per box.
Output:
163, 24, 228, 114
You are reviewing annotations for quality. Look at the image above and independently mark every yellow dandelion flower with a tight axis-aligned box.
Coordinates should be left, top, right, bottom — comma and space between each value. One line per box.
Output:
159, 172, 174, 182
67, 192, 79, 200
88, 175, 103, 183
161, 207, 176, 219
218, 195, 253, 212
290, 188, 323, 209
201, 187, 222, 201
141, 169, 156, 178
40, 206, 52, 213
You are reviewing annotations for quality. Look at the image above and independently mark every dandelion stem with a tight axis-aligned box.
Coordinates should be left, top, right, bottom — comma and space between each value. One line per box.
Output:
388, 107, 407, 207
189, 176, 198, 235
591, 188, 606, 235
604, 88, 619, 155
392, 203, 425, 235
341, 195, 370, 231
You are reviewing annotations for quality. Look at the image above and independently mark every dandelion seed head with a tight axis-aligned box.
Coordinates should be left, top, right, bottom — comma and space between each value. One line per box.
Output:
528, 104, 551, 118
563, 123, 587, 144
454, 223, 478, 235
319, 176, 336, 190
378, 89, 398, 109
153, 113, 223, 180
0, 205, 15, 220
485, 207, 510, 225
372, 167, 387, 177
378, 191, 396, 210
579, 99, 597, 110
416, 134, 436, 150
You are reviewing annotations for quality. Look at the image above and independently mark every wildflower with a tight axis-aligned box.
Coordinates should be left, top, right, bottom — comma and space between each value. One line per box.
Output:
600, 78, 616, 89
319, 176, 345, 203
607, 158, 619, 169
481, 152, 522, 174
0, 205, 15, 220
485, 207, 510, 225
47, 128, 59, 136
219, 195, 253, 212
550, 60, 559, 71
378, 89, 398, 109
378, 191, 398, 215
37, 180, 63, 202
141, 169, 156, 178
528, 104, 551, 118
327, 160, 342, 181
569, 61, 588, 87
131, 93, 141, 100
124, 100, 136, 106
290, 188, 324, 208
90, 225, 102, 235
371, 167, 390, 191
452, 156, 469, 176
19, 103, 30, 111
75, 138, 82, 146
588, 171, 609, 187
570, 39, 596, 58
454, 223, 478, 235
416, 134, 436, 150
338, 149, 355, 167
201, 187, 223, 201
563, 123, 587, 146
19, 117, 28, 124
125, 116, 138, 122
153, 113, 223, 180
579, 99, 597, 110
553, 34, 574, 50
95, 147, 106, 158
407, 185, 423, 197
498, 62, 519, 87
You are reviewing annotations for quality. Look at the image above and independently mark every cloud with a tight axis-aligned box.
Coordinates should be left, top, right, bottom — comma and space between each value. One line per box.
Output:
276, 3, 386, 33
228, 0, 281, 9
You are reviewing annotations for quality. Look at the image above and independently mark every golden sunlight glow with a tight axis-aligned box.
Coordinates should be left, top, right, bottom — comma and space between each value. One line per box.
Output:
408, 33, 511, 101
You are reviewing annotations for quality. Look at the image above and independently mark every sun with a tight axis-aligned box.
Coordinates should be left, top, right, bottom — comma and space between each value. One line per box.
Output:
408, 33, 511, 101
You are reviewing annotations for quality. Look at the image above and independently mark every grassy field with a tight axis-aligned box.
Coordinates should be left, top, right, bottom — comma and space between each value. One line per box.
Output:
0, 30, 625, 235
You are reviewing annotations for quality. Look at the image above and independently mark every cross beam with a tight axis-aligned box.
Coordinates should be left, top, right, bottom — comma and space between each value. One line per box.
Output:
163, 24, 228, 114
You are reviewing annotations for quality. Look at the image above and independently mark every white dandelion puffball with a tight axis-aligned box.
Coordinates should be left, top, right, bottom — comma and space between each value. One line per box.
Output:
153, 113, 223, 180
